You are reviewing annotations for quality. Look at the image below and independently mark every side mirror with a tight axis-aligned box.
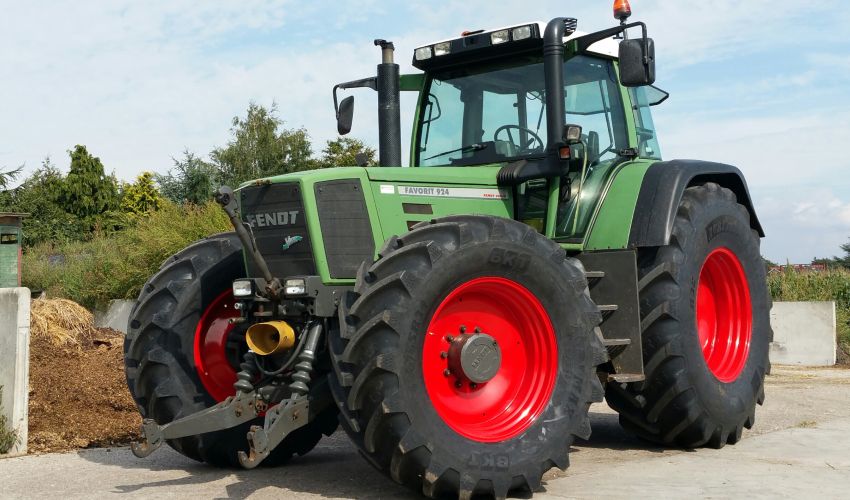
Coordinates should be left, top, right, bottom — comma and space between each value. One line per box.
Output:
336, 96, 354, 135
619, 38, 655, 87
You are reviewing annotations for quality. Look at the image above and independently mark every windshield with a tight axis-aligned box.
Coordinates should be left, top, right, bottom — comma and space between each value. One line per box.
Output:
417, 54, 629, 167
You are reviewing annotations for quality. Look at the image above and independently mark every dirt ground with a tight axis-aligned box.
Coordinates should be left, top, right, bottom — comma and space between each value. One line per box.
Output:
27, 328, 141, 453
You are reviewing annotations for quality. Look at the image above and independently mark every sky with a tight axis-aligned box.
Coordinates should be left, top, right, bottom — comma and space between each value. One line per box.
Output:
1, 0, 849, 263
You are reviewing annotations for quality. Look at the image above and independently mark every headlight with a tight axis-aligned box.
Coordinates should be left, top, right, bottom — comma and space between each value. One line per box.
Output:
232, 279, 254, 297
433, 42, 451, 56
414, 46, 432, 61
511, 25, 532, 41
490, 29, 510, 45
284, 278, 307, 296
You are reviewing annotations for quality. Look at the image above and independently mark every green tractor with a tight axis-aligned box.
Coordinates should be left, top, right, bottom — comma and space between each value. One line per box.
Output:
125, 3, 770, 498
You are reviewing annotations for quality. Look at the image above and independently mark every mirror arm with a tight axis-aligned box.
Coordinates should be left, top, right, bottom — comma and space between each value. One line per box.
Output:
575, 21, 647, 53
332, 77, 378, 115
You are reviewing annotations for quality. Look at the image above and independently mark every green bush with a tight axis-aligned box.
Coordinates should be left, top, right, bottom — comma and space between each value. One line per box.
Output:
0, 386, 19, 454
23, 201, 230, 309
768, 268, 850, 361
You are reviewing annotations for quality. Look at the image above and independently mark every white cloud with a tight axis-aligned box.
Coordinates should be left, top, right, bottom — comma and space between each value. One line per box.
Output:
1, 0, 849, 262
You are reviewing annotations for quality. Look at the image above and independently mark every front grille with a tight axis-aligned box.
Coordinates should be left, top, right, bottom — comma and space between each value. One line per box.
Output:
239, 183, 316, 279
314, 179, 375, 279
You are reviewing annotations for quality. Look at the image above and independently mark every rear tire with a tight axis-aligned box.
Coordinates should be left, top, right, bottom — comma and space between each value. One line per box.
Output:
123, 233, 338, 466
606, 183, 771, 448
329, 216, 606, 499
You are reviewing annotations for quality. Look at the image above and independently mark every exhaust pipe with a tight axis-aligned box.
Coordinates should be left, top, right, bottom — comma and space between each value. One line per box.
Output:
246, 321, 296, 356
375, 39, 402, 167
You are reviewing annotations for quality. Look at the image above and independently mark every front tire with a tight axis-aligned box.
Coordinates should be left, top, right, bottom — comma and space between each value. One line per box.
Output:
329, 216, 606, 499
123, 233, 338, 466
606, 183, 771, 448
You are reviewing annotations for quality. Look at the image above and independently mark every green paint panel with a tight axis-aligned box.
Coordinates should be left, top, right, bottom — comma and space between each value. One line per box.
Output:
399, 73, 425, 92
237, 166, 509, 285
583, 160, 653, 250
368, 180, 512, 239
0, 226, 22, 288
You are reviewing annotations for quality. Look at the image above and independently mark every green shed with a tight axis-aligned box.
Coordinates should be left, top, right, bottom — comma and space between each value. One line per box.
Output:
0, 213, 26, 288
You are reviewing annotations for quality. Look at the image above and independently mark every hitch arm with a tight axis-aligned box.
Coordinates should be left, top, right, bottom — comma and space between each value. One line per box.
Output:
130, 390, 262, 458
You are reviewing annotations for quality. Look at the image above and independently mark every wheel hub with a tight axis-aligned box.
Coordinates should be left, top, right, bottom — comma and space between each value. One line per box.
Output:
447, 331, 501, 385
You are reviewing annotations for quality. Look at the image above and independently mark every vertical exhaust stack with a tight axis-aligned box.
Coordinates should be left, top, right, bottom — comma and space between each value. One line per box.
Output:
375, 39, 402, 167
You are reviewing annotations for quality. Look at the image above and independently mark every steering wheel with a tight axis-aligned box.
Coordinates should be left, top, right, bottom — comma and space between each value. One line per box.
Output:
493, 125, 544, 155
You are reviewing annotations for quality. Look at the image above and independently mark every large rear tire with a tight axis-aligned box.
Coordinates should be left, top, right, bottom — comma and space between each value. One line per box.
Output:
329, 216, 606, 499
123, 233, 338, 466
606, 183, 771, 448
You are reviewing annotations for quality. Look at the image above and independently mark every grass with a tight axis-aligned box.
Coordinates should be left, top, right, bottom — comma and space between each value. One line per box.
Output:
0, 386, 19, 454
768, 267, 850, 363
23, 201, 230, 310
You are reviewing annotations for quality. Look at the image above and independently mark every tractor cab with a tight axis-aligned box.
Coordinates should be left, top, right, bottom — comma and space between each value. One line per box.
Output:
335, 14, 666, 239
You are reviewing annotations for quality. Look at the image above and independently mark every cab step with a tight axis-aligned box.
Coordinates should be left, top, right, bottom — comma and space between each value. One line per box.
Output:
602, 338, 631, 358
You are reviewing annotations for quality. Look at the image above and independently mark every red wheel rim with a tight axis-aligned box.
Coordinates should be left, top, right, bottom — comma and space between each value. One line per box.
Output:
696, 247, 752, 383
422, 277, 558, 443
194, 289, 240, 402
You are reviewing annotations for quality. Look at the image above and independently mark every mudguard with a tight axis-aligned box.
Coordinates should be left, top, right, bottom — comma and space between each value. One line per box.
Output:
628, 160, 765, 248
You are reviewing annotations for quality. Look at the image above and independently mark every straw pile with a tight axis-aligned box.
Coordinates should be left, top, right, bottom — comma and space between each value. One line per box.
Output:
30, 298, 99, 347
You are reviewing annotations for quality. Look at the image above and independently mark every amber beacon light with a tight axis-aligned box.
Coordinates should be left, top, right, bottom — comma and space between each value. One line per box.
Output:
614, 0, 632, 22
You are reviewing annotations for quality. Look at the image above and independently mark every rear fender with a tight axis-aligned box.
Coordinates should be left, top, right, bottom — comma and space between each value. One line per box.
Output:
628, 160, 764, 248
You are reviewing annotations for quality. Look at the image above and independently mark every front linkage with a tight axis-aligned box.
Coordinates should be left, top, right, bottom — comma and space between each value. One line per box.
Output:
131, 188, 327, 469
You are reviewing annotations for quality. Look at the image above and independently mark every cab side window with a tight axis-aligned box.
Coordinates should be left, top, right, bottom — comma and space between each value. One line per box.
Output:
629, 86, 665, 160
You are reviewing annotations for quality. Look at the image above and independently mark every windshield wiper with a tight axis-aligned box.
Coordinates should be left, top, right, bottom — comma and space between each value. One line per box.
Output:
422, 143, 488, 162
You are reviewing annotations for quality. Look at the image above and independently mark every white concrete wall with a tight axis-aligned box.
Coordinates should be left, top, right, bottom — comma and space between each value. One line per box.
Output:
0, 288, 30, 457
93, 299, 134, 334
770, 301, 836, 366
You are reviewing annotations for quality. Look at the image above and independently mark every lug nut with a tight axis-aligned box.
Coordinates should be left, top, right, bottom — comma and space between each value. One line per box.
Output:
455, 381, 463, 388
446, 335, 454, 343
440, 351, 448, 359
470, 382, 477, 389
474, 326, 481, 333
443, 369, 451, 377
459, 325, 467, 333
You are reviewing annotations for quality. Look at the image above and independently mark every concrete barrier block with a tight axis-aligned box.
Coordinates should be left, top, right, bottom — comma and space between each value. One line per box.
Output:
93, 299, 134, 334
0, 287, 30, 457
770, 301, 836, 366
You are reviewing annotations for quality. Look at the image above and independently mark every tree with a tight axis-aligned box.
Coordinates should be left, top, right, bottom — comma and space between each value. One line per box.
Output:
121, 172, 163, 215
319, 137, 377, 168
210, 102, 315, 186
0, 158, 83, 246
156, 151, 217, 205
61, 145, 120, 221
0, 165, 22, 190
